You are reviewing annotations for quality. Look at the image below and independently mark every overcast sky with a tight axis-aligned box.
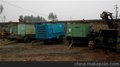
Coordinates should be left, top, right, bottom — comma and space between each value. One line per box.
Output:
0, 0, 120, 22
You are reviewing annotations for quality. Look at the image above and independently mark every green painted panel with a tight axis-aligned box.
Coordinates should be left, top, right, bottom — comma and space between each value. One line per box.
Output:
18, 24, 26, 35
25, 24, 35, 34
66, 23, 90, 37
18, 23, 35, 36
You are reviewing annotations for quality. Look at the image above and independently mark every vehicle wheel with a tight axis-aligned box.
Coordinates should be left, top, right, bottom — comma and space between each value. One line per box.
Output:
9, 36, 14, 41
24, 36, 30, 43
85, 38, 89, 46
58, 37, 63, 43
44, 40, 49, 44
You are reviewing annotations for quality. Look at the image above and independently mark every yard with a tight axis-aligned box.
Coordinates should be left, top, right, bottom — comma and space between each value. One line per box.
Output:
0, 39, 120, 61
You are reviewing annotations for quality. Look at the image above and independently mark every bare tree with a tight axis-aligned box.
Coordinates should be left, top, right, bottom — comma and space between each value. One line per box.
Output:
0, 4, 3, 15
40, 17, 47, 22
19, 15, 47, 23
19, 15, 24, 22
48, 12, 58, 21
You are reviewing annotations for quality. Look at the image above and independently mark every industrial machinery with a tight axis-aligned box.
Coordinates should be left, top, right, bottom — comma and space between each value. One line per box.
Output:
66, 23, 90, 48
8, 22, 35, 42
93, 11, 119, 50
0, 24, 9, 38
35, 23, 65, 43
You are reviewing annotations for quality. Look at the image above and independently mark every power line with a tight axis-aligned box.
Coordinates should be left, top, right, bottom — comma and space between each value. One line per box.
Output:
0, 0, 48, 16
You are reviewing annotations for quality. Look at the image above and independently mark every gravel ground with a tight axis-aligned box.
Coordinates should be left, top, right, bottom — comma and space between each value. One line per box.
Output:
0, 39, 120, 61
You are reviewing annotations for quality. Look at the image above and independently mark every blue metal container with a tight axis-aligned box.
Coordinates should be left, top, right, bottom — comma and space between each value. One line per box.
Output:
8, 22, 17, 34
35, 23, 65, 40
8, 23, 10, 33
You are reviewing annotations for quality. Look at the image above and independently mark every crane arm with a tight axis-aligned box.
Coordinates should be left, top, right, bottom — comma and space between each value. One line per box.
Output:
100, 11, 118, 29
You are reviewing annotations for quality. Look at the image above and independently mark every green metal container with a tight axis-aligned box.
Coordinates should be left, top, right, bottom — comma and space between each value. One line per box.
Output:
9, 23, 35, 42
66, 23, 90, 46
66, 23, 90, 37
18, 23, 35, 35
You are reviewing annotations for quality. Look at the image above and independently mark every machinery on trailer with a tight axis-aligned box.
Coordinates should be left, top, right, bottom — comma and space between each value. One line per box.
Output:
66, 23, 90, 48
34, 23, 65, 43
8, 22, 35, 42
93, 11, 119, 50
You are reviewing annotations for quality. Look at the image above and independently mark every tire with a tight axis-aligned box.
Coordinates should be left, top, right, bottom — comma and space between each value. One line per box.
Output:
23, 36, 30, 43
84, 38, 89, 46
58, 37, 63, 43
9, 35, 14, 41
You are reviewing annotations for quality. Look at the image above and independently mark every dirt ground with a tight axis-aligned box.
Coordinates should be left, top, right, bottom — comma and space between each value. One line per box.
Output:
0, 39, 120, 61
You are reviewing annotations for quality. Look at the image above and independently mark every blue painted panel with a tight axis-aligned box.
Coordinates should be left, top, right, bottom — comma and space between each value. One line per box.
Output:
8, 23, 10, 33
35, 23, 65, 40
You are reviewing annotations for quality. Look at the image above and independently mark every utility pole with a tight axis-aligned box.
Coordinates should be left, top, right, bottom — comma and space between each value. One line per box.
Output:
70, 17, 72, 20
3, 15, 6, 22
115, 4, 118, 19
